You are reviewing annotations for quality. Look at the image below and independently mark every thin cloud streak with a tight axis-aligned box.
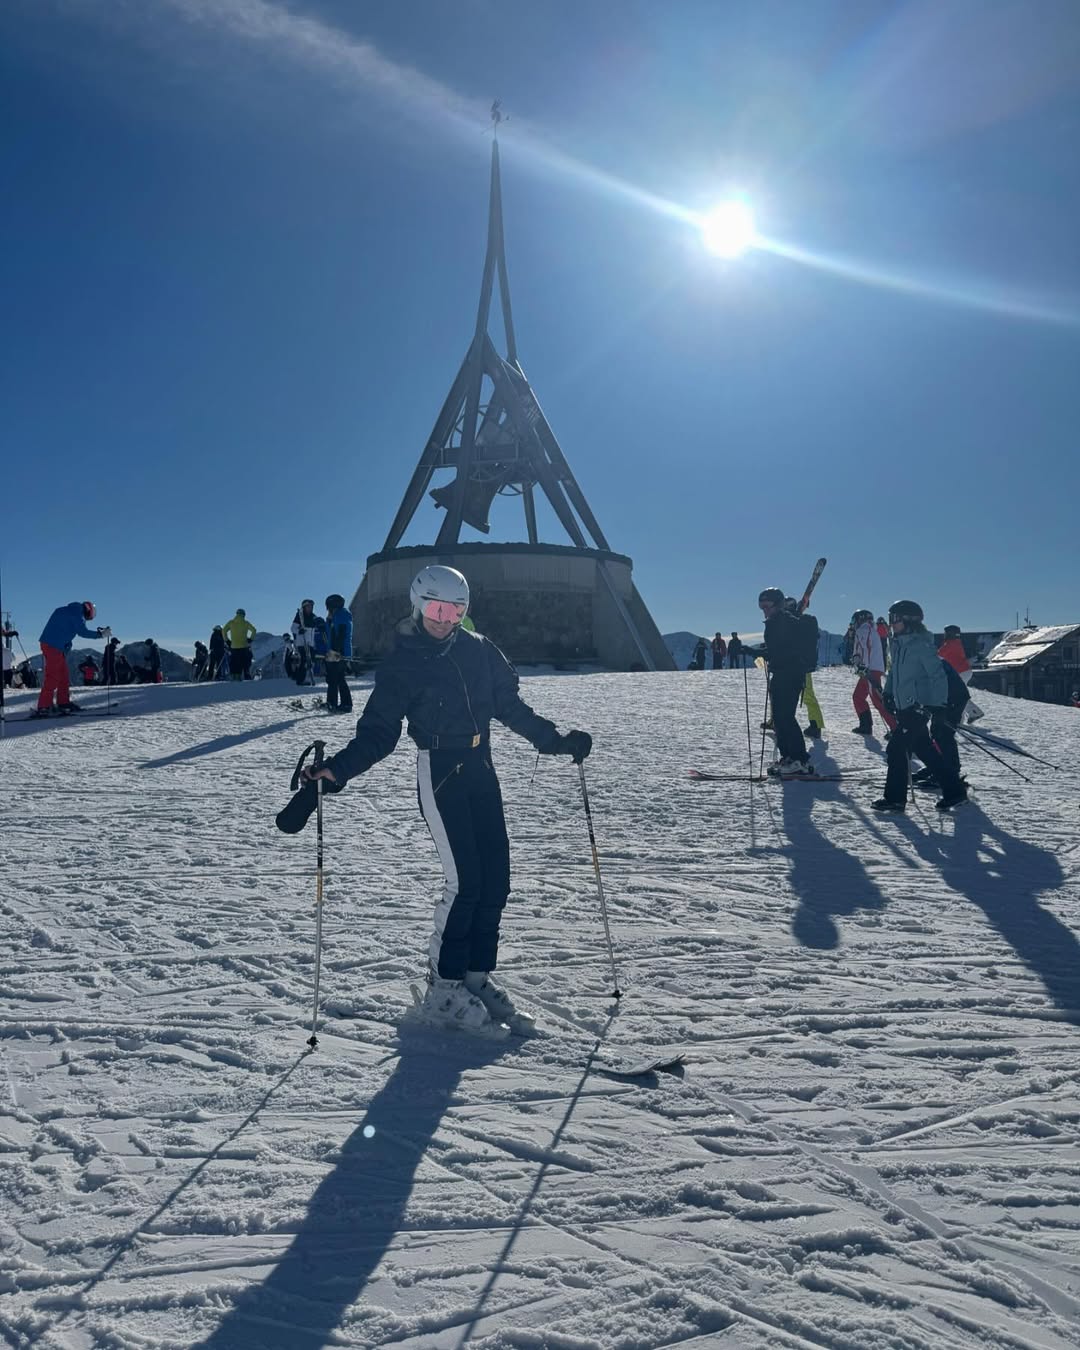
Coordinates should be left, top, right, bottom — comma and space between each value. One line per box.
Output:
129, 2, 1080, 328
158, 0, 695, 222
162, 0, 483, 136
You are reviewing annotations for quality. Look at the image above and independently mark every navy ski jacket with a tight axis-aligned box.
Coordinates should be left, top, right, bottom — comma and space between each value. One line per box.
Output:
325, 621, 561, 786
762, 610, 809, 676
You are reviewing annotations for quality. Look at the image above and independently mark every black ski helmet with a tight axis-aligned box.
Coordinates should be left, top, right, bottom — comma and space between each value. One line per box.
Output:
758, 587, 785, 608
325, 594, 345, 610
943, 624, 961, 638
888, 599, 924, 624
145, 638, 154, 646
851, 609, 873, 626
784, 596, 798, 613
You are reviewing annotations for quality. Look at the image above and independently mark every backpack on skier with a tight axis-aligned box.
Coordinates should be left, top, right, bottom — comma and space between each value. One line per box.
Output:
941, 658, 971, 727
797, 612, 820, 672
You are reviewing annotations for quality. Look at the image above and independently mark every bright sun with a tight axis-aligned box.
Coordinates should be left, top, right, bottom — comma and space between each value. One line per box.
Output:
700, 200, 757, 259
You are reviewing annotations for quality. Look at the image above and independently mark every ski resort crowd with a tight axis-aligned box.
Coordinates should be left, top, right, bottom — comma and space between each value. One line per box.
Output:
11, 593, 358, 718
5, 566, 1036, 1042
751, 588, 976, 814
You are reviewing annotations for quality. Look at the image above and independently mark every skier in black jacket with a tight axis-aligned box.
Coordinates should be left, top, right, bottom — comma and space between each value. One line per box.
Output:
304, 565, 592, 1039
727, 633, 743, 669
758, 586, 811, 776
206, 627, 226, 681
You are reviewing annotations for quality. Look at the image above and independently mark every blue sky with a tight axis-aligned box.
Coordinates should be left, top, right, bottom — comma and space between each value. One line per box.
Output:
3, 0, 1078, 653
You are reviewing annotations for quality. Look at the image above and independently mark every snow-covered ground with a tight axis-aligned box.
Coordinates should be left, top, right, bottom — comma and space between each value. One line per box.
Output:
2, 668, 1079, 1349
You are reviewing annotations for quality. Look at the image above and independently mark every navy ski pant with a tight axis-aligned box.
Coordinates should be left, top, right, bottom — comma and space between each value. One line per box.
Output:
417, 747, 511, 980
885, 708, 964, 803
325, 661, 352, 711
770, 667, 807, 763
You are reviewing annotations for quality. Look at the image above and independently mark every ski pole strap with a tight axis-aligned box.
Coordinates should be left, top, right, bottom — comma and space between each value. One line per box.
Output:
289, 739, 327, 792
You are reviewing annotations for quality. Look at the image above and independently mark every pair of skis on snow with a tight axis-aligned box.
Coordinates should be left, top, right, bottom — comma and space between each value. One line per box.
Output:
328, 991, 686, 1081
25, 706, 119, 721
688, 768, 847, 783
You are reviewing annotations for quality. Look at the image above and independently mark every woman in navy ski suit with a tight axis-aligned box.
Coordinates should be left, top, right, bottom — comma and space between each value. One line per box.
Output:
306, 566, 590, 1035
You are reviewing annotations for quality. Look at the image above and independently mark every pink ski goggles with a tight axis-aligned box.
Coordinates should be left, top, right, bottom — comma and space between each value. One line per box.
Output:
421, 599, 467, 624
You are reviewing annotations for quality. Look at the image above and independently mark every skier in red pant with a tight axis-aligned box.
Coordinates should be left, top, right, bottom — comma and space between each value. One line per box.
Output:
34, 601, 110, 717
850, 609, 897, 736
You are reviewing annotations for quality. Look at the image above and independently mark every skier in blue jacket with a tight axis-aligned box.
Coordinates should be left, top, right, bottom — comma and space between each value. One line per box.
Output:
303, 565, 591, 1039
35, 601, 110, 717
872, 600, 966, 814
323, 594, 353, 714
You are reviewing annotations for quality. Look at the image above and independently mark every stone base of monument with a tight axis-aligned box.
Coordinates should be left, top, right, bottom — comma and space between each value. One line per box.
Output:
351, 543, 674, 672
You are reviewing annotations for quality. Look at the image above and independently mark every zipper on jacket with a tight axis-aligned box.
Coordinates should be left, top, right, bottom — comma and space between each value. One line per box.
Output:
449, 654, 480, 738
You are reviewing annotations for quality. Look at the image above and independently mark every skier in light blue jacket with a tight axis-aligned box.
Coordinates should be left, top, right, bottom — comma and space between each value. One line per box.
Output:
872, 599, 966, 815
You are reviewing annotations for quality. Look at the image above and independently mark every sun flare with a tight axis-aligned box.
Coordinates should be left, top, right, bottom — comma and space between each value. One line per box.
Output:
700, 200, 757, 259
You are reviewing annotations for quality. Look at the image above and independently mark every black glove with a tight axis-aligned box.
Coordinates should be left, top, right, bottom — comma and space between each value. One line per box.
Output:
553, 730, 592, 764
275, 774, 341, 834
883, 693, 897, 715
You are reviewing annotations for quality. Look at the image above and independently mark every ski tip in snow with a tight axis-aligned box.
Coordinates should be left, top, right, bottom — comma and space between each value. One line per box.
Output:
595, 1052, 686, 1079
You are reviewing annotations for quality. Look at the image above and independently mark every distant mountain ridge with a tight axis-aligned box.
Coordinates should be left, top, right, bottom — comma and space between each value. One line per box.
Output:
52, 632, 286, 682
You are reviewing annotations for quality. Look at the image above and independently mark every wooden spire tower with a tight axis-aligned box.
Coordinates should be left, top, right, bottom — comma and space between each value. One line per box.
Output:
352, 107, 673, 672
383, 105, 611, 552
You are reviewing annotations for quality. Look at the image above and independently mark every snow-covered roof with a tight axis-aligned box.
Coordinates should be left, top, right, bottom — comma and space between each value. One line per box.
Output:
983, 623, 1080, 667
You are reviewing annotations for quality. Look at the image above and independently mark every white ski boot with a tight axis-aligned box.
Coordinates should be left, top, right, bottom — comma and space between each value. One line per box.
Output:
465, 972, 536, 1037
778, 756, 812, 778
413, 975, 509, 1040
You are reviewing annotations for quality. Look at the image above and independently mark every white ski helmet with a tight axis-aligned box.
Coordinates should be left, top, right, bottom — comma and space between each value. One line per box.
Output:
409, 565, 470, 622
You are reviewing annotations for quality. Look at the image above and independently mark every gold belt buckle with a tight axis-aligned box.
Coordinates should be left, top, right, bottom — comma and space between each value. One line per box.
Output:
471, 733, 481, 748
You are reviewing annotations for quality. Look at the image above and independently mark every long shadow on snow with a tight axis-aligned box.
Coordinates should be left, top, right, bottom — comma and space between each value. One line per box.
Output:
193, 1028, 508, 1350
781, 748, 888, 951
900, 804, 1078, 1019
138, 720, 300, 769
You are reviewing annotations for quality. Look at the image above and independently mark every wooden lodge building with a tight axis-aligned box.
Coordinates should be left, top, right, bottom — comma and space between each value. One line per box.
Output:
970, 624, 1080, 705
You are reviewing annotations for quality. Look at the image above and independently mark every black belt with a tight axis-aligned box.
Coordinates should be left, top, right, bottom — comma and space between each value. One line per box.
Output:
422, 732, 487, 751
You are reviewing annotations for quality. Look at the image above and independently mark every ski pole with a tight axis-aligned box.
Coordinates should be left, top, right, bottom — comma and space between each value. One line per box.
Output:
757, 665, 771, 778
308, 740, 327, 1047
960, 725, 1058, 771
742, 661, 755, 782
956, 725, 1033, 783
577, 762, 622, 1000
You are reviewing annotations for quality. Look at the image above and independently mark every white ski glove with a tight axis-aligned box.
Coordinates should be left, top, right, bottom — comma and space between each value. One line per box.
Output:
98, 626, 113, 639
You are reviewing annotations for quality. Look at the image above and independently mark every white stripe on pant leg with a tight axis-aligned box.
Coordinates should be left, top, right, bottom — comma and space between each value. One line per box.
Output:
417, 750, 460, 975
